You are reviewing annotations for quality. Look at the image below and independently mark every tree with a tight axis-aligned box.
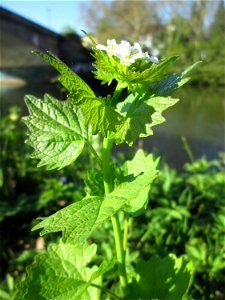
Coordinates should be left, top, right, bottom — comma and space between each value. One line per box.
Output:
81, 0, 161, 44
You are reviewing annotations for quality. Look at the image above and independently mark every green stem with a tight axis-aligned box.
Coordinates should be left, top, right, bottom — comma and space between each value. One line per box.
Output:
123, 215, 129, 252
111, 214, 128, 288
102, 137, 128, 290
102, 138, 113, 194
111, 82, 123, 107
91, 283, 122, 300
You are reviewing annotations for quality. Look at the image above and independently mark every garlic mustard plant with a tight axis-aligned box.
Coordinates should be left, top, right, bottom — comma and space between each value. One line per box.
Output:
14, 35, 200, 300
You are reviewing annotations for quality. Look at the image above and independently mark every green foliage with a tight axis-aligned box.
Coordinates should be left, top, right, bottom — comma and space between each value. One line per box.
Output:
0, 107, 89, 285
0, 107, 74, 220
150, 61, 202, 96
32, 195, 127, 243
131, 153, 225, 300
23, 94, 88, 170
127, 254, 193, 300
115, 93, 179, 145
23, 51, 194, 153
1, 105, 224, 299
93, 48, 178, 92
0, 274, 14, 300
15, 241, 115, 300
32, 150, 158, 241
12, 42, 200, 299
33, 51, 95, 101
118, 150, 159, 216
33, 51, 121, 135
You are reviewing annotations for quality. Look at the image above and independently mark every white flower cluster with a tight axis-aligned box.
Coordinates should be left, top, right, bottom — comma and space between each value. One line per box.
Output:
96, 39, 159, 66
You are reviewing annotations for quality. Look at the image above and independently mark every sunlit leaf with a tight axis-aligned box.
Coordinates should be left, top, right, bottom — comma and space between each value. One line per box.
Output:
23, 94, 88, 170
34, 51, 121, 135
126, 254, 194, 300
120, 149, 159, 216
33, 50, 95, 101
32, 196, 127, 243
99, 151, 158, 217
15, 241, 116, 300
115, 93, 178, 145
92, 48, 178, 92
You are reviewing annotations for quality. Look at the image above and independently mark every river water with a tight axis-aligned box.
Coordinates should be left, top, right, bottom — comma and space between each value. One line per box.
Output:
1, 81, 224, 168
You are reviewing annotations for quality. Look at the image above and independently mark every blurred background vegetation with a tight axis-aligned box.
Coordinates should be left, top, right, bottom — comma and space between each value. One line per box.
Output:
0, 0, 224, 299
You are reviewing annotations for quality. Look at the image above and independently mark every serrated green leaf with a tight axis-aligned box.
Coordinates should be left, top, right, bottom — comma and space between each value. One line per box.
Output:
114, 93, 154, 145
126, 254, 194, 300
144, 95, 179, 134
115, 93, 179, 145
23, 94, 88, 170
128, 56, 179, 86
92, 48, 117, 85
32, 195, 128, 243
32, 197, 103, 243
33, 50, 95, 101
112, 150, 159, 216
92, 48, 178, 92
120, 150, 159, 216
150, 61, 202, 96
32, 149, 158, 241
15, 241, 115, 300
32, 161, 159, 241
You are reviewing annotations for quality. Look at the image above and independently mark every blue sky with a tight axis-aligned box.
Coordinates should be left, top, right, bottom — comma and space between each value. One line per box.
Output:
1, 0, 224, 35
1, 0, 91, 35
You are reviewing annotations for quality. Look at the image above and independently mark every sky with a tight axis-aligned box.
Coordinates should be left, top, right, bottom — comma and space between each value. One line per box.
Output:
1, 0, 91, 35
1, 0, 224, 35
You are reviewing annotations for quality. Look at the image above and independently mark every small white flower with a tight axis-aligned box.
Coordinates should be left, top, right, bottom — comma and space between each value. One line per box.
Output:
114, 41, 132, 62
106, 39, 118, 56
96, 39, 160, 66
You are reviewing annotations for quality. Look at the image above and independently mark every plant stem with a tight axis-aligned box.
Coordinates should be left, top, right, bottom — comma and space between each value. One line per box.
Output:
111, 83, 123, 107
111, 214, 128, 288
102, 138, 113, 194
123, 214, 129, 252
91, 283, 122, 300
102, 137, 128, 290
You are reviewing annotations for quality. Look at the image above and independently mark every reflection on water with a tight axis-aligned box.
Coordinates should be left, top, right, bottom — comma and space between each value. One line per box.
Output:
1, 82, 224, 168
